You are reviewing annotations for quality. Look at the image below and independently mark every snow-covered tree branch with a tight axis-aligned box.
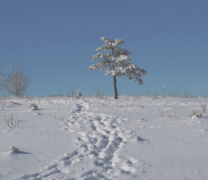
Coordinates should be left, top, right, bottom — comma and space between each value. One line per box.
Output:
89, 37, 147, 99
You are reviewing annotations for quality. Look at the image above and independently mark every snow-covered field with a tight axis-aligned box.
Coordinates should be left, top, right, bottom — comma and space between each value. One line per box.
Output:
0, 96, 208, 180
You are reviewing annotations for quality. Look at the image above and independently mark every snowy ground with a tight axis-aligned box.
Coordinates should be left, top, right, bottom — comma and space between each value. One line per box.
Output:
0, 96, 208, 180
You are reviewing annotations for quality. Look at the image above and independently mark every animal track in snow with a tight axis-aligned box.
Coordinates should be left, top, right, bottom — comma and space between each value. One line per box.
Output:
16, 101, 142, 180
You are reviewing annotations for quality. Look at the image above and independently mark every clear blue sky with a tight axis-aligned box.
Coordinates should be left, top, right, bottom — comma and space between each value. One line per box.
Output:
1, 0, 208, 97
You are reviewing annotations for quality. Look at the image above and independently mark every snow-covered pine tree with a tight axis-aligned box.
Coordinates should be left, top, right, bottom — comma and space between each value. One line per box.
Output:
89, 37, 147, 99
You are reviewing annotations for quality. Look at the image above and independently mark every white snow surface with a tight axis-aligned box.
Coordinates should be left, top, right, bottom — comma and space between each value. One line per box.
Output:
0, 96, 208, 180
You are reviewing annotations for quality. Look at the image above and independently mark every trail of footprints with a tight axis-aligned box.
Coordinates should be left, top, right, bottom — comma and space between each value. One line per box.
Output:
17, 101, 141, 180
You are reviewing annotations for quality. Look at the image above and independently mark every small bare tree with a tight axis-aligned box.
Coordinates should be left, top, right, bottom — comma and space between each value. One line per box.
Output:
0, 63, 4, 90
2, 67, 30, 97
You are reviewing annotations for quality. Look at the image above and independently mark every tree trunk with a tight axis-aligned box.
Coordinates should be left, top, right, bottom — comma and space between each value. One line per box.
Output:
113, 76, 118, 99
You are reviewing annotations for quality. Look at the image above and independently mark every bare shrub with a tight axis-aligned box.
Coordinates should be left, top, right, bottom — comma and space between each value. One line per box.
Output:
201, 103, 207, 114
67, 85, 75, 100
159, 108, 165, 118
0, 63, 4, 89
30, 103, 38, 110
93, 87, 105, 99
2, 67, 30, 97
136, 136, 142, 141
0, 95, 6, 111
59, 89, 63, 97
173, 109, 177, 118
159, 108, 177, 118
4, 113, 19, 128
55, 115, 65, 126
190, 110, 203, 118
